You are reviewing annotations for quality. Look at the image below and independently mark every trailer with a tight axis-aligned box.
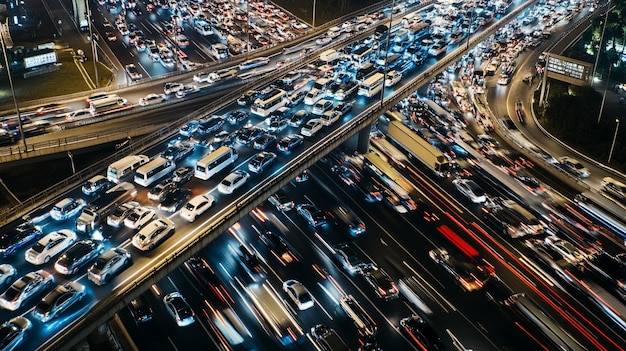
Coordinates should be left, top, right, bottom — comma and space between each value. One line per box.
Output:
386, 121, 449, 177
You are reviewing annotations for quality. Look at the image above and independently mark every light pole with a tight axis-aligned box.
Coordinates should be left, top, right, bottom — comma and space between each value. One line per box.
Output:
246, 0, 250, 55
591, 0, 610, 84
86, 0, 99, 88
597, 63, 612, 123
608, 118, 620, 163
380, 0, 394, 109
0, 21, 27, 151
312, 0, 317, 29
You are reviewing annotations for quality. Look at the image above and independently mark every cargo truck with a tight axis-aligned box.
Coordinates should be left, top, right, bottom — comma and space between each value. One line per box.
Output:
386, 120, 449, 177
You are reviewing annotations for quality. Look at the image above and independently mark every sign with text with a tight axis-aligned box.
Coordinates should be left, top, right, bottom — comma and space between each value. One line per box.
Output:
545, 53, 592, 86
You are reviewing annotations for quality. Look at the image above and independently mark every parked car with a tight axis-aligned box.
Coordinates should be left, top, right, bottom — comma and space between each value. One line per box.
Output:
283, 279, 314, 310
82, 175, 113, 196
452, 178, 487, 203
50, 198, 87, 221
218, 170, 249, 194
25, 230, 77, 265
0, 270, 54, 311
131, 218, 175, 251
158, 188, 191, 213
87, 247, 132, 285
0, 317, 31, 350
32, 281, 85, 322
179, 194, 215, 222
0, 222, 43, 257
163, 292, 195, 327
54, 239, 103, 275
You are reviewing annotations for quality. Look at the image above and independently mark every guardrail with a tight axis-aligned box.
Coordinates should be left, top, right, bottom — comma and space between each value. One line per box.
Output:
37, 2, 531, 349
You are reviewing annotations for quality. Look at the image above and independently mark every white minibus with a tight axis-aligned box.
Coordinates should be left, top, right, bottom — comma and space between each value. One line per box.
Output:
195, 146, 238, 180
107, 155, 150, 183
134, 156, 175, 187
358, 72, 385, 98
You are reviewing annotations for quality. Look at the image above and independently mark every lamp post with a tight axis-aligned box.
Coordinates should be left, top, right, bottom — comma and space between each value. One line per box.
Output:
608, 118, 620, 164
0, 21, 27, 151
86, 0, 99, 87
380, 0, 394, 109
591, 0, 610, 84
246, 0, 250, 55
312, 0, 317, 29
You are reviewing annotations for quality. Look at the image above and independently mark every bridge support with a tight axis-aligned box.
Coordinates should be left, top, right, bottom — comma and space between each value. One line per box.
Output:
356, 123, 373, 154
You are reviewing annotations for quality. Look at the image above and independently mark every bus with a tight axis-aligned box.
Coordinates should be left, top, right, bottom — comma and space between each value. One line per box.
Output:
134, 156, 175, 187
358, 72, 385, 98
349, 45, 373, 69
574, 192, 626, 239
250, 88, 287, 117
506, 293, 586, 351
355, 62, 380, 83
195, 146, 238, 180
107, 154, 150, 183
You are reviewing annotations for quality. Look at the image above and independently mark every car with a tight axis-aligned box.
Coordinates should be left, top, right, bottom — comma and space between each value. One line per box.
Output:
268, 191, 294, 212
316, 35, 332, 45
334, 243, 364, 272
179, 120, 200, 137
197, 115, 225, 135
82, 175, 112, 196
335, 81, 358, 100
400, 315, 444, 350
289, 110, 310, 127
329, 205, 366, 236
238, 56, 269, 70
296, 203, 327, 227
339, 294, 377, 337
333, 101, 353, 116
193, 71, 211, 83
259, 231, 294, 264
312, 99, 334, 115
0, 316, 31, 351
301, 119, 323, 137
32, 281, 85, 322
267, 119, 288, 133
50, 198, 87, 221
131, 218, 175, 251
235, 126, 264, 145
125, 64, 143, 81
282, 279, 314, 310
64, 108, 93, 122
158, 188, 191, 213
24, 230, 77, 265
128, 295, 154, 325
357, 263, 399, 300
452, 178, 487, 203
179, 194, 214, 222
0, 270, 54, 311
248, 152, 277, 173
163, 292, 195, 327
0, 222, 43, 257
218, 170, 249, 194
35, 103, 66, 116
87, 247, 131, 285
0, 265, 16, 287
138, 93, 165, 106
277, 134, 304, 152
543, 235, 588, 265
286, 90, 306, 107
163, 82, 184, 95
54, 239, 103, 275
170, 166, 194, 184
558, 156, 590, 178
601, 176, 626, 200
497, 73, 510, 85
147, 180, 176, 202
226, 110, 249, 125
310, 324, 350, 351
106, 201, 140, 228
105, 31, 117, 41
237, 90, 259, 106
253, 133, 277, 150
482, 197, 545, 238
124, 206, 157, 230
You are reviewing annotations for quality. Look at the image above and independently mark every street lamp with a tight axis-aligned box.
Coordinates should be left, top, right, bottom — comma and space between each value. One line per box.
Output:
380, 0, 395, 109
312, 0, 317, 29
608, 118, 620, 164
86, 0, 99, 88
0, 20, 27, 151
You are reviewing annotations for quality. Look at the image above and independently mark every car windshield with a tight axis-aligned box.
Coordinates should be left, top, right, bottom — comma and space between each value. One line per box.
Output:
31, 242, 46, 253
92, 257, 107, 270
222, 180, 232, 186
3, 286, 21, 301
0, 325, 17, 346
574, 163, 584, 170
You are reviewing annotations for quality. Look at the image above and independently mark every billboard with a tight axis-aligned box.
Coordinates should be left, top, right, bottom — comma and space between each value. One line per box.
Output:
544, 53, 592, 86
24, 51, 57, 69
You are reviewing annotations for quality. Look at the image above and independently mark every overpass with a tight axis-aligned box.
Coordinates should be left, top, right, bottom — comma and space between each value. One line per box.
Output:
28, 2, 537, 349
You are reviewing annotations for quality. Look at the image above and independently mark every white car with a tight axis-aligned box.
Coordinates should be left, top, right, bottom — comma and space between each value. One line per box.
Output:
139, 93, 165, 106
49, 198, 86, 221
179, 194, 215, 222
452, 179, 487, 203
25, 230, 77, 265
0, 265, 16, 287
124, 207, 156, 230
282, 279, 314, 310
385, 70, 402, 87
544, 235, 588, 265
312, 99, 333, 115
0, 270, 54, 311
163, 292, 195, 327
301, 119, 323, 137
558, 156, 590, 178
131, 218, 175, 251
218, 170, 249, 194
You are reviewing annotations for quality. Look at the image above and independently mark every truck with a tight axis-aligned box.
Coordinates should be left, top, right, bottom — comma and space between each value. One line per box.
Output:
246, 282, 303, 346
75, 182, 137, 234
386, 120, 449, 177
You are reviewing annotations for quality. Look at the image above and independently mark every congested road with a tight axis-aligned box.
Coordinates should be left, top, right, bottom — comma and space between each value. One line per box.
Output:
2, 0, 626, 350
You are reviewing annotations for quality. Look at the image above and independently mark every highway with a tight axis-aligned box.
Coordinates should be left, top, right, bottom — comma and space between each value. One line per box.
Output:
1, 0, 625, 350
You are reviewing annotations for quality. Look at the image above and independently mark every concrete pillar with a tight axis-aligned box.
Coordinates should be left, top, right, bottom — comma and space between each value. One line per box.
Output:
356, 125, 371, 154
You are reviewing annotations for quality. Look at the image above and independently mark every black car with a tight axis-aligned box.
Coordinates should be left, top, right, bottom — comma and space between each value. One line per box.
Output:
286, 90, 306, 107
170, 166, 194, 184
400, 315, 444, 350
0, 316, 30, 351
196, 116, 224, 135
238, 244, 264, 274
289, 110, 310, 127
0, 222, 43, 257
183, 256, 229, 305
259, 231, 294, 264
161, 143, 193, 163
54, 239, 103, 275
129, 295, 154, 325
277, 134, 304, 152
333, 101, 353, 116
357, 263, 399, 300
253, 133, 277, 150
158, 188, 191, 213
236, 126, 264, 145
236, 90, 259, 106
226, 110, 249, 126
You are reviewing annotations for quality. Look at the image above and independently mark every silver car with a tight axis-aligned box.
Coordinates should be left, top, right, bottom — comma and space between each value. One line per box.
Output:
32, 281, 85, 322
88, 247, 132, 285
0, 270, 54, 311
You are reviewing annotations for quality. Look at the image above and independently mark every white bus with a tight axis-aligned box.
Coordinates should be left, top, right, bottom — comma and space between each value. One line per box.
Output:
250, 88, 287, 117
89, 94, 128, 114
358, 72, 385, 98
134, 156, 175, 187
195, 146, 238, 180
211, 43, 229, 60
107, 155, 150, 183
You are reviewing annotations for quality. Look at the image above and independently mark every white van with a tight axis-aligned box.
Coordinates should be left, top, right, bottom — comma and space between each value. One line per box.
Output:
211, 43, 228, 60
107, 155, 150, 183
304, 88, 324, 105
385, 70, 402, 87
320, 49, 338, 62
